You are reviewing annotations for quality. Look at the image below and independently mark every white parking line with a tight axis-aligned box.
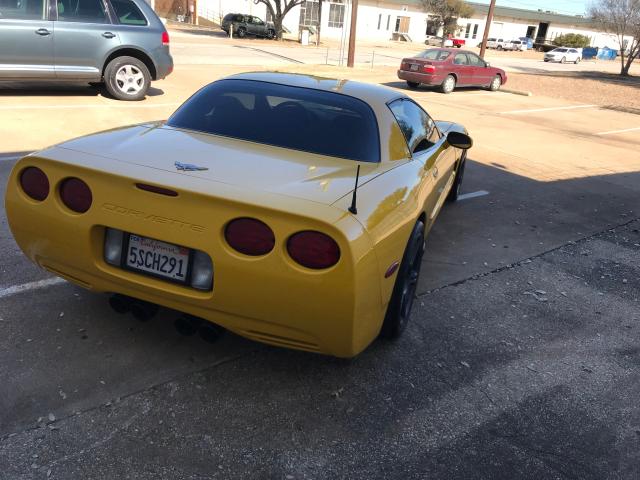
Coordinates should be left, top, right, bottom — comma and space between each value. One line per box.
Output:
0, 102, 180, 110
0, 277, 66, 300
595, 126, 640, 136
499, 104, 597, 114
458, 190, 489, 201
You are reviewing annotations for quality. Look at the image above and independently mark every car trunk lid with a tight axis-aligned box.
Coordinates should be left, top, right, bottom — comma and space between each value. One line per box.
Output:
53, 123, 395, 206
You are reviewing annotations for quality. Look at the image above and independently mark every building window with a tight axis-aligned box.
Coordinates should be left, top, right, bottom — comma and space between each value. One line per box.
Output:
386, 14, 391, 30
328, 1, 345, 28
465, 23, 471, 38
377, 13, 382, 30
299, 0, 320, 27
472, 24, 478, 39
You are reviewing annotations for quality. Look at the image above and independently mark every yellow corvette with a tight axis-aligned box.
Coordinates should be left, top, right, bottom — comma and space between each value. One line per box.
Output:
5, 72, 472, 358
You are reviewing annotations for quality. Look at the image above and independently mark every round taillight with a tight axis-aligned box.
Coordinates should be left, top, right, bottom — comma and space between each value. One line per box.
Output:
225, 218, 275, 256
60, 178, 92, 213
20, 167, 49, 201
287, 231, 340, 269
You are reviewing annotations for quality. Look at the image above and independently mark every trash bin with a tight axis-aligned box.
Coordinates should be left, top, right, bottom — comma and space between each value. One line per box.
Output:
301, 29, 310, 46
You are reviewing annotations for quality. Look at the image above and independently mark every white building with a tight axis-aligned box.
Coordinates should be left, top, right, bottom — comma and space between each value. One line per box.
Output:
195, 0, 634, 51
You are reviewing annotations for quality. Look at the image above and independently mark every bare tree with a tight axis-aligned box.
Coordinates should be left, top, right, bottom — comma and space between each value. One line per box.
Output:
420, 0, 474, 46
254, 0, 305, 40
590, 0, 640, 76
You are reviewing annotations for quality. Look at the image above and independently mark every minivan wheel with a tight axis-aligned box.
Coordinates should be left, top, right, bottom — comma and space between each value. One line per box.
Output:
267, 29, 276, 39
104, 56, 150, 101
237, 27, 247, 38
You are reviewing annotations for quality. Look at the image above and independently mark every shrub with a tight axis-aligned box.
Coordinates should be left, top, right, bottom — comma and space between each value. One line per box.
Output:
552, 33, 591, 48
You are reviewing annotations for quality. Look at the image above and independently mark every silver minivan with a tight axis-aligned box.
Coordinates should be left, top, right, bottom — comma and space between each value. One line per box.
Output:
0, 0, 173, 100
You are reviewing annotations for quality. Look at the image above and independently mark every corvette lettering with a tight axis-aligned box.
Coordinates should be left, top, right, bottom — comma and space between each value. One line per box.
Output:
101, 203, 205, 233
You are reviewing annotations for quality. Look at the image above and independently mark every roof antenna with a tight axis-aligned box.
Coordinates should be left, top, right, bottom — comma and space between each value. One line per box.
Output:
348, 165, 361, 215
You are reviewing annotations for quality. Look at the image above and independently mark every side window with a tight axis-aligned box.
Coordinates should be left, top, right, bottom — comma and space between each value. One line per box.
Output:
453, 53, 468, 65
252, 16, 264, 25
467, 53, 485, 67
235, 14, 245, 22
110, 0, 147, 25
0, 0, 46, 19
58, 0, 109, 23
388, 99, 440, 154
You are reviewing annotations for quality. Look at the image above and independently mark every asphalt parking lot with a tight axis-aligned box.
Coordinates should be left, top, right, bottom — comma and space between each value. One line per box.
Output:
1, 34, 640, 478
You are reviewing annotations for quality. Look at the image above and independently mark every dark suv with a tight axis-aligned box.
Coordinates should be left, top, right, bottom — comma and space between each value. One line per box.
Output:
221, 13, 275, 39
0, 0, 173, 101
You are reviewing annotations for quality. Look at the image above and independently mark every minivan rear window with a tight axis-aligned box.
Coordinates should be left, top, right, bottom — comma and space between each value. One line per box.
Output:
167, 79, 381, 162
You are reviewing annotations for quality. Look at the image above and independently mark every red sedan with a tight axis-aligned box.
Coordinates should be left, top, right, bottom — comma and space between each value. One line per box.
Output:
397, 48, 507, 94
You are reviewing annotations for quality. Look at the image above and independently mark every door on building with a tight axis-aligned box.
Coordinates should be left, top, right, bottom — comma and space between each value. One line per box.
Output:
526, 25, 536, 39
395, 16, 410, 33
426, 15, 439, 36
536, 22, 549, 43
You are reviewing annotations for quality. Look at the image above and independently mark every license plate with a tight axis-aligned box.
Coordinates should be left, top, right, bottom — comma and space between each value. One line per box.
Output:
125, 234, 190, 283
410, 64, 419, 71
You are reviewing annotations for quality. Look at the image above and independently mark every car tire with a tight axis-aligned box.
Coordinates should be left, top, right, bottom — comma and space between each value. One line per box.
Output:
575, 57, 580, 64
406, 81, 420, 89
456, 44, 462, 48
379, 220, 426, 339
446, 151, 467, 203
440, 74, 456, 94
237, 27, 247, 38
488, 75, 501, 92
497, 45, 503, 50
267, 29, 276, 39
560, 56, 566, 64
104, 56, 150, 101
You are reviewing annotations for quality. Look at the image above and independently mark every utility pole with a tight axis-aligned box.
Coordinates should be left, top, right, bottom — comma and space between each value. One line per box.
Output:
479, 0, 496, 59
347, 0, 359, 67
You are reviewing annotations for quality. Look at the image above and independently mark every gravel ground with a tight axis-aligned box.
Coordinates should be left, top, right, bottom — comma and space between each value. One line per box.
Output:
506, 72, 640, 111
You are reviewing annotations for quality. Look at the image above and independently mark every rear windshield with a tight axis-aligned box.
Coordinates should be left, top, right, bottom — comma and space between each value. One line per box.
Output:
554, 48, 568, 52
167, 79, 380, 162
417, 49, 450, 61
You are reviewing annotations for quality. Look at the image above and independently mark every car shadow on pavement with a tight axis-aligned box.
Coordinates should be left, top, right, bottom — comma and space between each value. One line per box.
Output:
0, 83, 164, 99
381, 80, 493, 94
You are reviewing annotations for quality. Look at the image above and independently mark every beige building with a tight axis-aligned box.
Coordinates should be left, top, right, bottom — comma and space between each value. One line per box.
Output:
189, 0, 634, 51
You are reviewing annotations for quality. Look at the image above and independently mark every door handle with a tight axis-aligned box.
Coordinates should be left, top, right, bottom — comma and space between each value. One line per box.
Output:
102, 32, 116, 39
432, 166, 439, 178
35, 28, 51, 36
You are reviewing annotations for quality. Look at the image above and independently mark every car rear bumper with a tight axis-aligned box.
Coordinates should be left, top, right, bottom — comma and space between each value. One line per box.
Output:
153, 50, 173, 79
397, 69, 441, 85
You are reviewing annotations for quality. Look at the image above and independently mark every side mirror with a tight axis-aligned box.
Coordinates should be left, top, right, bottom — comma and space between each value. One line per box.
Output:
485, 62, 491, 67
447, 131, 473, 150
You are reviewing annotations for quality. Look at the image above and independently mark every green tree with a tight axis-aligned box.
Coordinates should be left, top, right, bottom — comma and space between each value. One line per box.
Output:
552, 33, 592, 48
254, 0, 305, 40
589, 0, 640, 76
420, 0, 474, 45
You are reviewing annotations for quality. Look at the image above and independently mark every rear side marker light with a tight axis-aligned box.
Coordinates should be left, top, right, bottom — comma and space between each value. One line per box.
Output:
135, 183, 178, 197
60, 177, 92, 213
225, 218, 275, 256
20, 167, 49, 201
287, 231, 340, 270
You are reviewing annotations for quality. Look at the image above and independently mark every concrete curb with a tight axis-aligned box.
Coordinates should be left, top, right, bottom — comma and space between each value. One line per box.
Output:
501, 88, 533, 96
